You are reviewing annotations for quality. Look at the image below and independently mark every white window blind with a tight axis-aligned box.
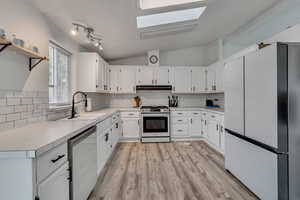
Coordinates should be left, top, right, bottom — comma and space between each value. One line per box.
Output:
49, 42, 71, 105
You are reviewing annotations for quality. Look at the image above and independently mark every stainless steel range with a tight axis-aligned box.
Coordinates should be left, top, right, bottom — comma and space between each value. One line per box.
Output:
140, 106, 170, 143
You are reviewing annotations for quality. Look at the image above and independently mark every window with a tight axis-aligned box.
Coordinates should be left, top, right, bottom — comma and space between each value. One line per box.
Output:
136, 7, 206, 28
49, 42, 71, 106
139, 0, 206, 10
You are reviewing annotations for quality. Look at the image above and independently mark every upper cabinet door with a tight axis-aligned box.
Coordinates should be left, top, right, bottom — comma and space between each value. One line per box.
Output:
136, 67, 154, 85
244, 44, 278, 148
173, 67, 192, 93
77, 53, 98, 92
206, 68, 216, 91
191, 67, 206, 93
109, 66, 120, 93
155, 67, 171, 85
224, 57, 244, 135
120, 67, 136, 93
97, 60, 105, 92
213, 62, 225, 92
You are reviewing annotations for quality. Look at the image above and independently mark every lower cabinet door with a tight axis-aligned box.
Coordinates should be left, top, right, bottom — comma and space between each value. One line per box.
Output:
189, 116, 202, 137
122, 118, 140, 138
38, 163, 69, 200
207, 120, 220, 147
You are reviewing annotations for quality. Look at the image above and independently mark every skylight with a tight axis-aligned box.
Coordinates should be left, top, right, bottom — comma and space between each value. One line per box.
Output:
137, 7, 206, 29
140, 0, 206, 10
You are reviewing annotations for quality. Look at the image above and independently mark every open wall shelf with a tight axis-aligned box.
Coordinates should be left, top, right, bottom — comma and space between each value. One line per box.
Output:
0, 37, 48, 71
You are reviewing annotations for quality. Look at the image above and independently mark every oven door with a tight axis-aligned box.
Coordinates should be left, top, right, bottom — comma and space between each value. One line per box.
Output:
142, 113, 170, 137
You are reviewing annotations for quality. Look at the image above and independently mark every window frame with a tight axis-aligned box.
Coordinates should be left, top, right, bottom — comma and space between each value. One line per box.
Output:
48, 41, 72, 107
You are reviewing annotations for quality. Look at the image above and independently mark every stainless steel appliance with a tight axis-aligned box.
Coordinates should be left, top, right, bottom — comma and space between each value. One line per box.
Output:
225, 43, 300, 200
141, 106, 170, 143
68, 126, 97, 200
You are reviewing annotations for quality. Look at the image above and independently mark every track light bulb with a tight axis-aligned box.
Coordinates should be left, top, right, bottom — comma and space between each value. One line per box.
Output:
71, 26, 78, 36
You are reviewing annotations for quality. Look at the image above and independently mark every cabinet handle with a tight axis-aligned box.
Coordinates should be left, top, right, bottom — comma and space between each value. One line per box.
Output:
193, 113, 199, 115
211, 115, 215, 118
193, 86, 196, 92
116, 123, 119, 128
133, 86, 135, 91
177, 129, 183, 132
221, 125, 223, 132
178, 119, 183, 122
96, 85, 99, 88
152, 80, 154, 84
216, 125, 219, 131
190, 118, 193, 124
105, 133, 109, 142
128, 113, 134, 116
205, 120, 207, 125
51, 155, 65, 163
117, 86, 119, 91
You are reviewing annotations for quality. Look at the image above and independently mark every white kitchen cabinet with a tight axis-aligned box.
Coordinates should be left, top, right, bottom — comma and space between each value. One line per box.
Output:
38, 163, 69, 200
109, 66, 136, 94
189, 116, 202, 137
191, 67, 206, 93
109, 66, 120, 93
97, 127, 112, 174
206, 67, 216, 92
104, 63, 110, 92
173, 67, 192, 93
220, 117, 225, 152
224, 57, 244, 135
136, 66, 154, 85
207, 118, 220, 147
119, 67, 136, 94
201, 112, 208, 138
155, 67, 172, 85
122, 118, 140, 138
210, 61, 225, 91
244, 44, 278, 148
77, 52, 108, 93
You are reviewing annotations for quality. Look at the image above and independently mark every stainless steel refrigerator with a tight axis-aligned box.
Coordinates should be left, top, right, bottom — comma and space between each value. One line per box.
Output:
224, 43, 300, 200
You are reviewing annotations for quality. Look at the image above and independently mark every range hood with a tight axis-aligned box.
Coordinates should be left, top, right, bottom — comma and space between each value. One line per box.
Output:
136, 85, 172, 91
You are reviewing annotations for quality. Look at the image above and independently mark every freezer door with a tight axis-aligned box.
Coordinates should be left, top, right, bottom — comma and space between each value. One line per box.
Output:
225, 133, 288, 200
244, 44, 288, 150
224, 57, 244, 135
288, 44, 300, 200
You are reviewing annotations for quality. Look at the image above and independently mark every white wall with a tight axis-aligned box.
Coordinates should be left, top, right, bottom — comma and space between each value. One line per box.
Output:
108, 40, 219, 66
0, 0, 80, 92
223, 0, 300, 58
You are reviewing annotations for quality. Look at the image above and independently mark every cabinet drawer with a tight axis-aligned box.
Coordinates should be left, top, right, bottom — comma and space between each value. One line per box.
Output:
189, 111, 202, 116
172, 124, 189, 137
121, 111, 139, 118
172, 117, 188, 124
37, 143, 68, 183
208, 113, 220, 121
98, 117, 112, 133
171, 111, 188, 117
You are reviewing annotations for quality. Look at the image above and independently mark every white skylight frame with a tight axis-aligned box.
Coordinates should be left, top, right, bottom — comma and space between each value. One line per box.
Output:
140, 0, 206, 10
137, 7, 206, 29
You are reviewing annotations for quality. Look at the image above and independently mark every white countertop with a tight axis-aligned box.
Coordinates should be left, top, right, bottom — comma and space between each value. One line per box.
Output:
0, 108, 130, 155
0, 106, 222, 155
170, 107, 224, 114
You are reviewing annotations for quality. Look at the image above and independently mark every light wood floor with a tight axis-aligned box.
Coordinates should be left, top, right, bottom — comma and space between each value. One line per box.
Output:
89, 141, 258, 200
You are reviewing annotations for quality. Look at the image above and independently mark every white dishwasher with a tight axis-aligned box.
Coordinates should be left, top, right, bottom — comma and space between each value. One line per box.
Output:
68, 126, 97, 200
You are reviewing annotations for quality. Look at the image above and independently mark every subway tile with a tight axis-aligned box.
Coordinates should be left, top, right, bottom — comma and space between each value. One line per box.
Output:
0, 106, 14, 114
6, 113, 21, 122
0, 115, 5, 123
0, 122, 14, 131
0, 98, 6, 106
14, 119, 27, 128
14, 105, 27, 112
21, 97, 33, 105
33, 98, 43, 104
21, 112, 32, 120
7, 97, 21, 106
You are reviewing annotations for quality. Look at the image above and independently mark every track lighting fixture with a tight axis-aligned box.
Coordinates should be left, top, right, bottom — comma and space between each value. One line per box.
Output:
71, 22, 103, 51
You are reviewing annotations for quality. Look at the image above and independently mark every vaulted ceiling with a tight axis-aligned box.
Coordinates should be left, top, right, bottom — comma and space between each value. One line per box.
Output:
30, 0, 280, 60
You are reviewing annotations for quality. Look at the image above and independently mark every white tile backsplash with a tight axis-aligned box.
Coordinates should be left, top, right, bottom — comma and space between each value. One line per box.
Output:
0, 90, 70, 132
